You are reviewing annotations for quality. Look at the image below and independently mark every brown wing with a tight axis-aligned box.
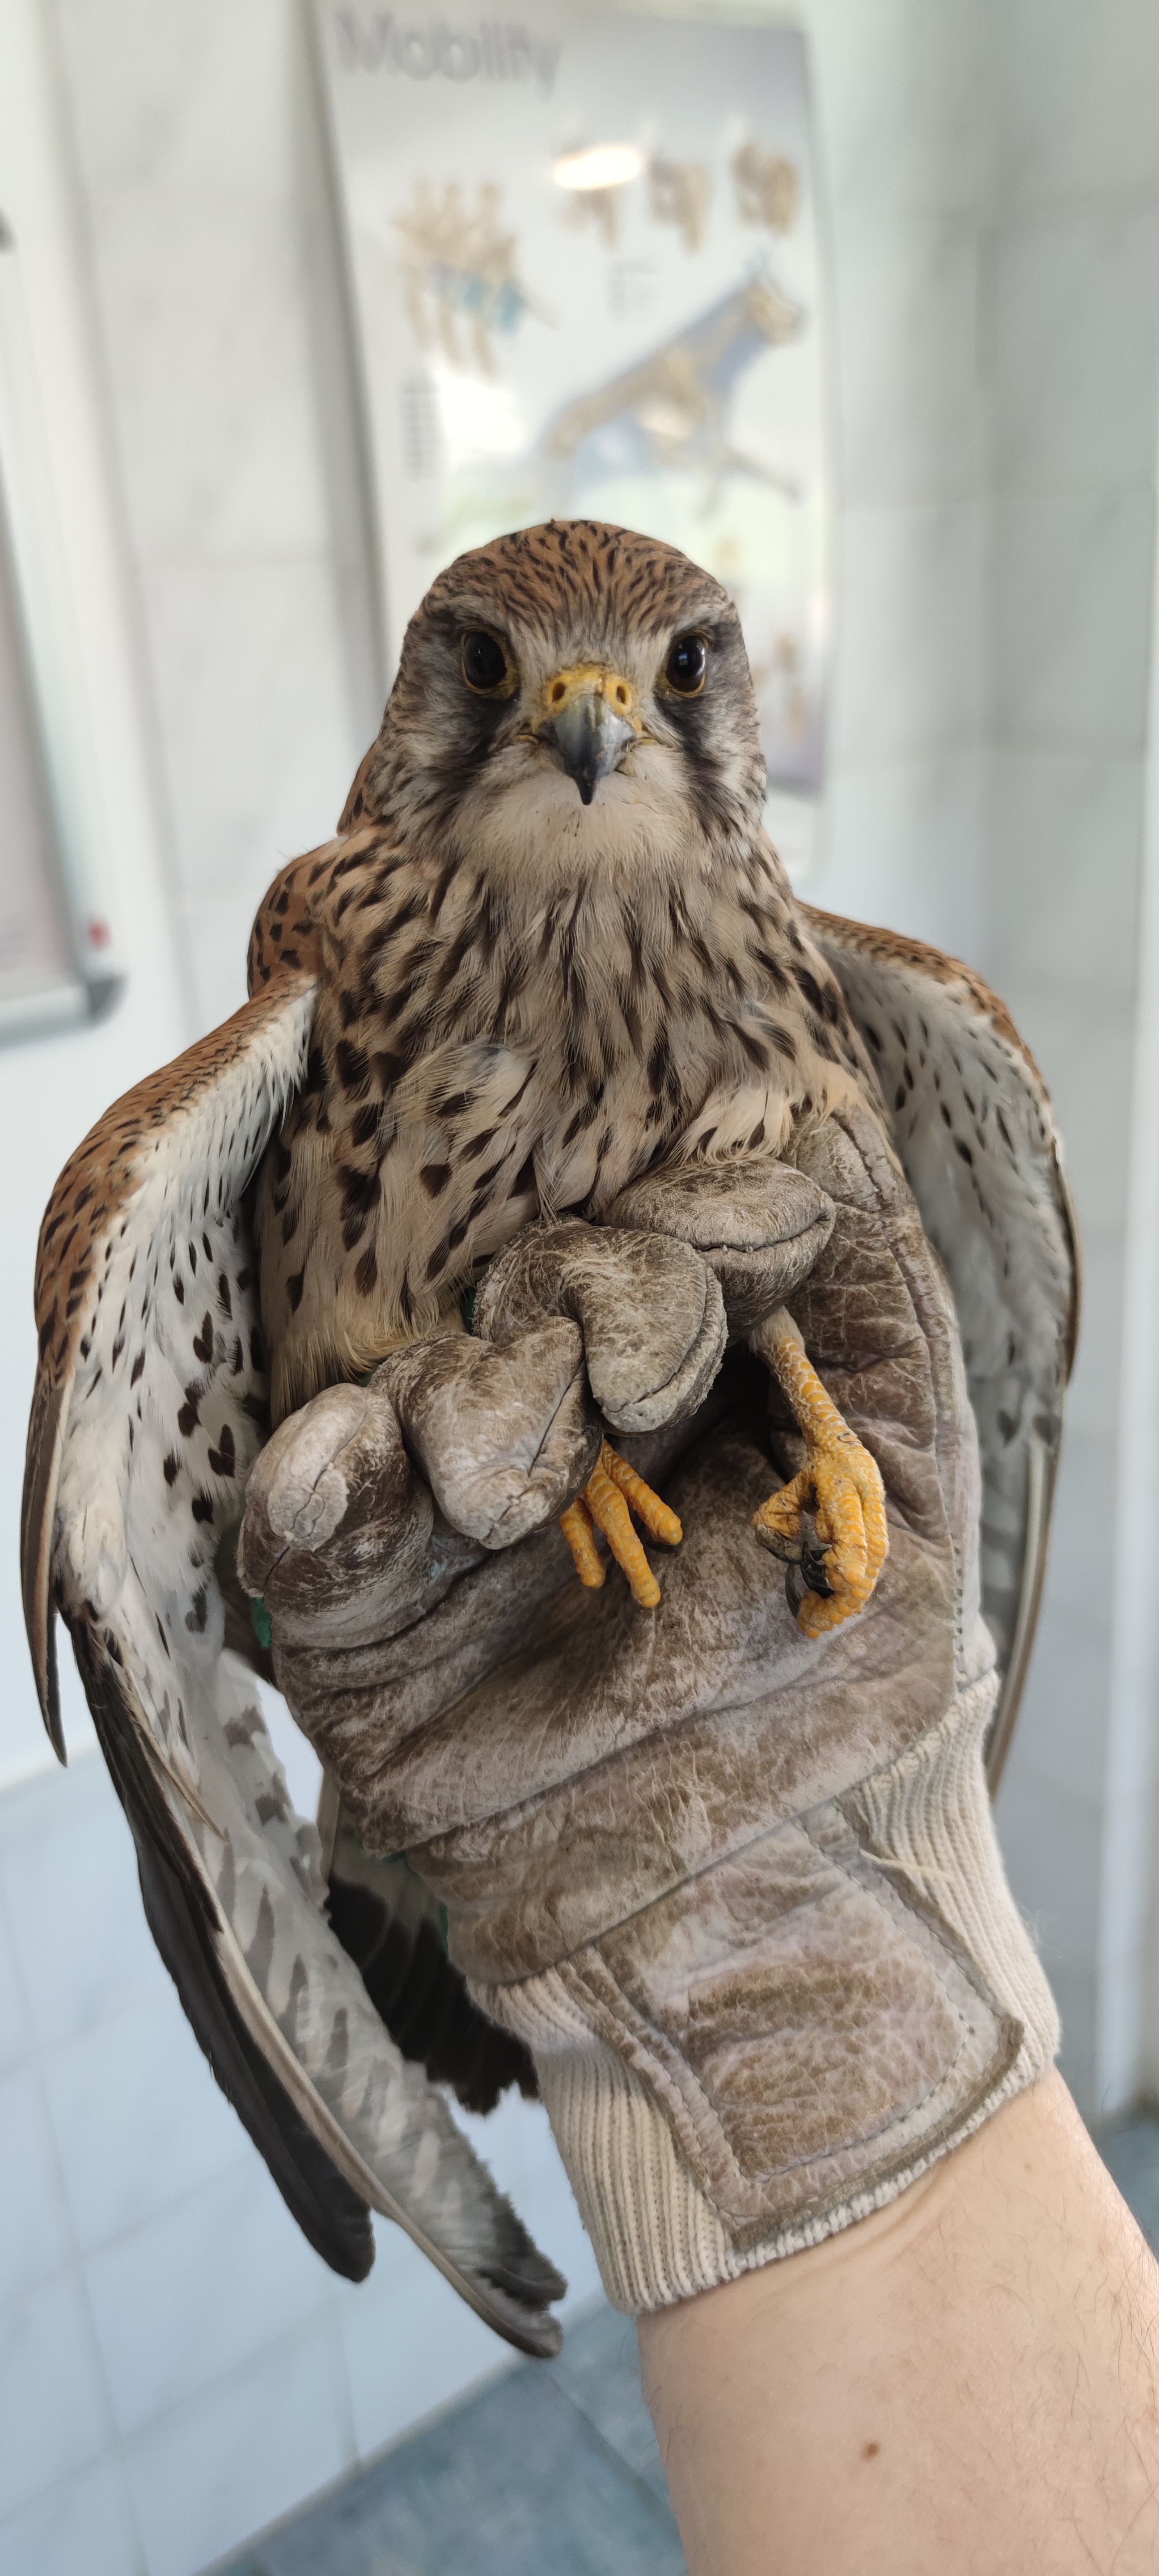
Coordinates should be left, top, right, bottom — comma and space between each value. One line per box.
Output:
803, 905, 1079, 1791
21, 913, 564, 2354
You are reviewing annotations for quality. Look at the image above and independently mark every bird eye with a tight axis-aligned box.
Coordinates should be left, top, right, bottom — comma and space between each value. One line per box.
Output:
664, 633, 708, 696
461, 631, 510, 694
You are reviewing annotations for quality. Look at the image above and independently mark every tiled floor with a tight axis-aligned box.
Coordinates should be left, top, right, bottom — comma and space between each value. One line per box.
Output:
215, 2296, 686, 2576
214, 2116, 1159, 2576
0, 1747, 603, 2576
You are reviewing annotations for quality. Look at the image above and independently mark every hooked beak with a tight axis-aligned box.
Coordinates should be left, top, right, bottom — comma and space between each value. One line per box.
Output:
531, 665, 641, 805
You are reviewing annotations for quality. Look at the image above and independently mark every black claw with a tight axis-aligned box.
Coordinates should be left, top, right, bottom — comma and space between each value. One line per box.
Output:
785, 1559, 808, 1618
785, 1540, 834, 1618
801, 1539, 834, 1597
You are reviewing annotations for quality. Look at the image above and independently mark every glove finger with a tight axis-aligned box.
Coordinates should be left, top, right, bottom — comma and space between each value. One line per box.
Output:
475, 1218, 727, 1434
240, 1375, 427, 1577
381, 1320, 601, 1548
239, 1375, 437, 1647
607, 1161, 835, 1334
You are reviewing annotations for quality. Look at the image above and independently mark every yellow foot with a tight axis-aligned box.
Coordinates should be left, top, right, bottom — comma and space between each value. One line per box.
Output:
752, 1322, 888, 1639
560, 1441, 682, 1609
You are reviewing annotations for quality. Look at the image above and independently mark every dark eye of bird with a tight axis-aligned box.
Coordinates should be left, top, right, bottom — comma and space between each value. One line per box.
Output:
664, 633, 708, 695
461, 631, 509, 693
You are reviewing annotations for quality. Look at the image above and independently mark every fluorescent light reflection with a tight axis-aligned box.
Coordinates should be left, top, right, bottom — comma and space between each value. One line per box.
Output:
551, 144, 645, 192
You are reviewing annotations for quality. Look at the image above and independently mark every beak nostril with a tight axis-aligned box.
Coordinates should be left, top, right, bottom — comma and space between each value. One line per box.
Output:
540, 673, 635, 802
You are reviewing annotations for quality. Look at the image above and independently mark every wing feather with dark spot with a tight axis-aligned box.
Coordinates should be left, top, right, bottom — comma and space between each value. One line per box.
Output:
805, 903, 1078, 1789
21, 944, 565, 2355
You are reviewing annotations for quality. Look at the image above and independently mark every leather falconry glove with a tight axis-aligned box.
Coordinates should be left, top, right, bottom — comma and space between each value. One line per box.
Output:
240, 1115, 1062, 2316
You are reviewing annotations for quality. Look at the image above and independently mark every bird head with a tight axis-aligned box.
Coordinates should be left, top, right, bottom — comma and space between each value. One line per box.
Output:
341, 522, 767, 898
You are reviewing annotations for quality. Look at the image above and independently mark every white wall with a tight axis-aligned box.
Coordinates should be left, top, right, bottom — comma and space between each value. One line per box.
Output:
4, 0, 1159, 2568
980, 0, 1159, 2118
0, 0, 188, 1798
0, 1746, 600, 2576
806, 0, 987, 966
51, 0, 378, 1041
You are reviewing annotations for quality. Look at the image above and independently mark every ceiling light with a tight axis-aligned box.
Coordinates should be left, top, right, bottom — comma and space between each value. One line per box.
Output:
551, 144, 645, 193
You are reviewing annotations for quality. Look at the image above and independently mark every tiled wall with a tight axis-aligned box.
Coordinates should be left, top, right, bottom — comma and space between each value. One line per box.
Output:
4, 0, 1159, 2568
0, 1744, 600, 2576
981, 0, 1159, 2114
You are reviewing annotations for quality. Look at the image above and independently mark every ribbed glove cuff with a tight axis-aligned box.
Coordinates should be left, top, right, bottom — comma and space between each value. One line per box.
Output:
475, 1675, 1058, 2313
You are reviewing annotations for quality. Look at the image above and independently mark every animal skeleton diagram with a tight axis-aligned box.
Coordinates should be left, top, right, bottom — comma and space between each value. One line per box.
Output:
393, 180, 539, 377
23, 525, 1075, 2356
732, 143, 800, 232
541, 277, 803, 507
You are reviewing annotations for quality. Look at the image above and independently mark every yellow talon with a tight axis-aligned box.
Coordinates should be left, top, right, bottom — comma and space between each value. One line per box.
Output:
752, 1319, 888, 1638
560, 1496, 604, 1589
561, 1440, 682, 1609
601, 1445, 683, 1548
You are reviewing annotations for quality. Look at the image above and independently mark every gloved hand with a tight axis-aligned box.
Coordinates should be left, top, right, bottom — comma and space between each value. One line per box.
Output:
240, 1319, 600, 1639
239, 1115, 1057, 2316
240, 1215, 734, 1636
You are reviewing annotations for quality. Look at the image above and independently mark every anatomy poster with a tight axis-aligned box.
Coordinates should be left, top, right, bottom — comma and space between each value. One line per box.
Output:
317, 6, 831, 801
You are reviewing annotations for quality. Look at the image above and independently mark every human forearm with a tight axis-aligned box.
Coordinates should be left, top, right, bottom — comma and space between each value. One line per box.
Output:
639, 2071, 1159, 2576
